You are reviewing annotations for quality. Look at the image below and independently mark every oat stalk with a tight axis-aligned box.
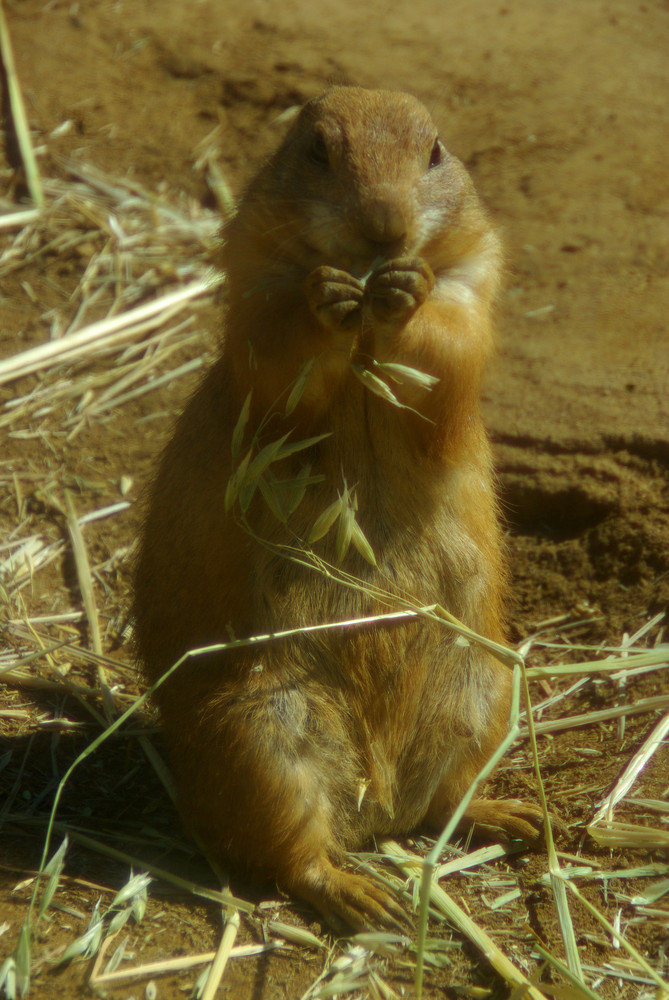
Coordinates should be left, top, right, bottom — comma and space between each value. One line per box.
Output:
0, 0, 44, 208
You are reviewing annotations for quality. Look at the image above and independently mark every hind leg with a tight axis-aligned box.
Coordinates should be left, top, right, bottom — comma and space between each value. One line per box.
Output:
167, 683, 408, 932
238, 762, 408, 931
423, 762, 553, 846
423, 740, 564, 847
422, 655, 558, 846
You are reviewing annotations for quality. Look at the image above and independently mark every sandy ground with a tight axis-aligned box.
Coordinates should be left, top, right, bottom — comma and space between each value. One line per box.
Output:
1, 0, 668, 997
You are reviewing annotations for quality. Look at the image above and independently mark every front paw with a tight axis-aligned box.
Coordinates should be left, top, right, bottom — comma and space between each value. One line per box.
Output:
364, 257, 435, 330
304, 266, 365, 333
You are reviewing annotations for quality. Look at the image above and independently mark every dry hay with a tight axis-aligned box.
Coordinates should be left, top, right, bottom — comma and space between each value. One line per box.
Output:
0, 157, 223, 438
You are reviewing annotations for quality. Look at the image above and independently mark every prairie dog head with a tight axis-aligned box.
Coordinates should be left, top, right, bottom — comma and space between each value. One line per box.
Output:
239, 86, 493, 281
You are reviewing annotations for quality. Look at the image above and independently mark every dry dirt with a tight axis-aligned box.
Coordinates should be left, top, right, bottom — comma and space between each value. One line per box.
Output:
1, 0, 668, 998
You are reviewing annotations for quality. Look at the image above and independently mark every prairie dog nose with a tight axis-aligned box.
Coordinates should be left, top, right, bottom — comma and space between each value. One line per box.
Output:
359, 199, 408, 247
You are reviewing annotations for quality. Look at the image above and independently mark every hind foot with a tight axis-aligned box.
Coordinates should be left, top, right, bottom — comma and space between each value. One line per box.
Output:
460, 797, 567, 846
289, 856, 410, 934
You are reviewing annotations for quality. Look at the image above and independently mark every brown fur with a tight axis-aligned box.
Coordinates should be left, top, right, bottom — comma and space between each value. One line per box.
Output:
133, 87, 544, 929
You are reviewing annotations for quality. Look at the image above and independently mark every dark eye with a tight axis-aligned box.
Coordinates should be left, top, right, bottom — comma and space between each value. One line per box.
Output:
309, 132, 330, 167
428, 138, 442, 169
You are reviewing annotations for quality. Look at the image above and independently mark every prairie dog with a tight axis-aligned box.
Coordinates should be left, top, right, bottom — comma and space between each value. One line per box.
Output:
134, 87, 544, 930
